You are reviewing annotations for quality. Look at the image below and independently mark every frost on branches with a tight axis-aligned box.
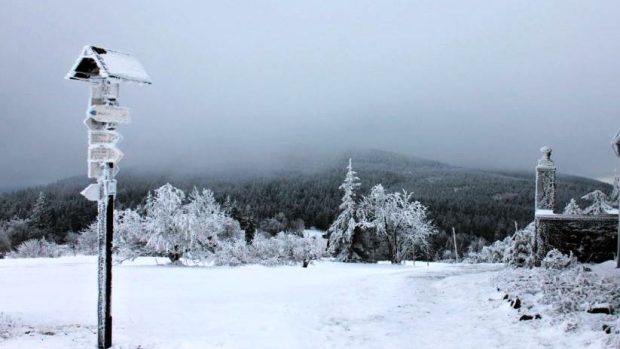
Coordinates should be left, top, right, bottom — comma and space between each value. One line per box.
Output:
327, 158, 361, 261
562, 198, 582, 215
581, 190, 613, 215
112, 183, 324, 267
358, 185, 435, 264
505, 222, 535, 268
114, 183, 241, 264
496, 250, 620, 346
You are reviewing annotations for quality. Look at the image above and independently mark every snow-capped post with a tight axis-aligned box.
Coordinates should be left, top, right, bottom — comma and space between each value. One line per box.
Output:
611, 131, 620, 268
66, 46, 151, 348
534, 146, 556, 262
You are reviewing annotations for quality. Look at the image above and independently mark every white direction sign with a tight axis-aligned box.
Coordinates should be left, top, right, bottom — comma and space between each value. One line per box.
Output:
89, 130, 123, 145
89, 144, 124, 163
87, 105, 131, 124
84, 117, 105, 131
88, 163, 120, 179
81, 183, 102, 201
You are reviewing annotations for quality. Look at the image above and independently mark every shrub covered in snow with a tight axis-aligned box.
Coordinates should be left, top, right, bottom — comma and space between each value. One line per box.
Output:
541, 249, 576, 270
466, 236, 511, 263
9, 238, 68, 258
212, 233, 326, 267
495, 254, 620, 347
505, 223, 536, 268
466, 223, 535, 266
496, 250, 620, 333
74, 222, 98, 255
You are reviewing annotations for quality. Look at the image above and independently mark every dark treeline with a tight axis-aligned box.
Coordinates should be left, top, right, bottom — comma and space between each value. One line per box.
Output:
0, 149, 611, 254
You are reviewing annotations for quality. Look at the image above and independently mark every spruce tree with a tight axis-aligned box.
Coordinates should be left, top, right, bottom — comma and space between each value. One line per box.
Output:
562, 198, 582, 215
328, 159, 361, 260
30, 192, 54, 239
582, 190, 613, 215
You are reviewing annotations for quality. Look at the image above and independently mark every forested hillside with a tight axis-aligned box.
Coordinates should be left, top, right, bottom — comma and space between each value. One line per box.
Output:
0, 149, 611, 253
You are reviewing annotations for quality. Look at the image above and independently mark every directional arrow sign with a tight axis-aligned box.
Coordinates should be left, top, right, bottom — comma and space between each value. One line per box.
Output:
87, 105, 130, 124
84, 117, 105, 131
89, 144, 124, 163
81, 183, 102, 201
88, 163, 120, 179
89, 130, 123, 145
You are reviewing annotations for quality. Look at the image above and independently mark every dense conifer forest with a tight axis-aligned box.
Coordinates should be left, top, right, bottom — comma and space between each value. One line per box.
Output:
0, 149, 610, 254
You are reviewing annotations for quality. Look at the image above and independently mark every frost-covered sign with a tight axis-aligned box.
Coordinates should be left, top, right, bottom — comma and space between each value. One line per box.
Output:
81, 183, 102, 202
89, 130, 123, 145
87, 105, 131, 124
89, 144, 124, 163
88, 163, 120, 179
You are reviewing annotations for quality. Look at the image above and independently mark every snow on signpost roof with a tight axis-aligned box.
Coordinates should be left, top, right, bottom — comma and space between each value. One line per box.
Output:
66, 46, 152, 84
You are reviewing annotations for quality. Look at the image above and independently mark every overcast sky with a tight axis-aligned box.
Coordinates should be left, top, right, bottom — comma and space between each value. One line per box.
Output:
1, 0, 619, 189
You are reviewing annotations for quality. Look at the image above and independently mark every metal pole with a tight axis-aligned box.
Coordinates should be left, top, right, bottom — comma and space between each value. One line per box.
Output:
97, 163, 113, 349
92, 80, 115, 349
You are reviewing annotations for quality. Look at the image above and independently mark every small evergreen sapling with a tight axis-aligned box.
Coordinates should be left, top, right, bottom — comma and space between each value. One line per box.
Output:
562, 198, 582, 215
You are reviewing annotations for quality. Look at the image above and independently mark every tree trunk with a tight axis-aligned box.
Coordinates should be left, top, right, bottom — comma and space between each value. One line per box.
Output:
168, 245, 182, 264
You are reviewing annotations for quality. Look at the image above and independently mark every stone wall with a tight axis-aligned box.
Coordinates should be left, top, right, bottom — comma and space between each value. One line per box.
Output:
536, 214, 617, 263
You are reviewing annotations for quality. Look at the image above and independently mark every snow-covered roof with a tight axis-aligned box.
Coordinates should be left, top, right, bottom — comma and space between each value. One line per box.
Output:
66, 46, 152, 84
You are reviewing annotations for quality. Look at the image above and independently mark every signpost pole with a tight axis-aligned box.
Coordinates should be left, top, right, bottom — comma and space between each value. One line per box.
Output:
67, 46, 151, 348
104, 163, 114, 348
91, 81, 117, 349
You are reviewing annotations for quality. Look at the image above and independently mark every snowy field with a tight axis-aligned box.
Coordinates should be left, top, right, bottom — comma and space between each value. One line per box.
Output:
0, 257, 615, 349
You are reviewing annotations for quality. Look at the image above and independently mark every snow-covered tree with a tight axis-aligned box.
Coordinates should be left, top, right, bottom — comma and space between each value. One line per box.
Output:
562, 198, 582, 215
114, 209, 145, 261
327, 158, 361, 260
113, 184, 242, 264
581, 190, 613, 215
143, 183, 187, 263
358, 185, 435, 264
183, 187, 241, 256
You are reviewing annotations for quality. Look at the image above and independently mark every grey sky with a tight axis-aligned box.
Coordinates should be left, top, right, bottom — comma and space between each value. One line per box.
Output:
1, 0, 619, 188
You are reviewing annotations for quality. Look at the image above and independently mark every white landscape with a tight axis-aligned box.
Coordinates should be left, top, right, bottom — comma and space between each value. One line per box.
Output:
0, 256, 618, 349
2, 2, 620, 349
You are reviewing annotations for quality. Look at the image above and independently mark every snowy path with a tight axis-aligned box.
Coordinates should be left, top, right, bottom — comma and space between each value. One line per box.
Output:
0, 257, 602, 348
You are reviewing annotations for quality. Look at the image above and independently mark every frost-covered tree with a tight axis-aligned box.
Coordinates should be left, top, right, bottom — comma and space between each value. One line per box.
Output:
114, 184, 242, 264
114, 209, 145, 261
581, 190, 613, 215
358, 185, 435, 264
183, 187, 241, 256
143, 183, 187, 263
562, 198, 582, 215
327, 158, 361, 260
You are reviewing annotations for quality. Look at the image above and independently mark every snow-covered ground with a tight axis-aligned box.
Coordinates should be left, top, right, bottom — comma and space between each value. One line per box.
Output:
0, 257, 615, 348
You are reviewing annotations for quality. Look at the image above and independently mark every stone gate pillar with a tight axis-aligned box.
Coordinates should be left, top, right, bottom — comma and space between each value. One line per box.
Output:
535, 146, 556, 260
535, 146, 556, 212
